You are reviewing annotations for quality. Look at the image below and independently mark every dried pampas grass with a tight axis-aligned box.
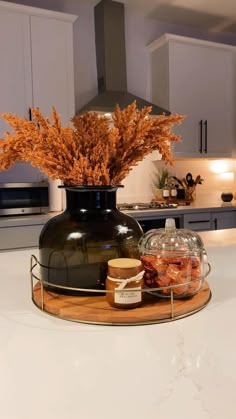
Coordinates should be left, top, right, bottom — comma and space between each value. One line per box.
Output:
0, 101, 184, 186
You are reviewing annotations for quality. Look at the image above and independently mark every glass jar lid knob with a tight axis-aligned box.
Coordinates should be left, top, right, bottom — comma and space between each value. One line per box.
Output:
165, 218, 176, 230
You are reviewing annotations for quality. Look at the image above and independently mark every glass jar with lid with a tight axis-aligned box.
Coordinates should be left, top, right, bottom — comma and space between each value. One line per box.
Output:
139, 218, 210, 298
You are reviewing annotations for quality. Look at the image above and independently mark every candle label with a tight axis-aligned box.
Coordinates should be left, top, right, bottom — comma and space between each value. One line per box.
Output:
114, 287, 142, 304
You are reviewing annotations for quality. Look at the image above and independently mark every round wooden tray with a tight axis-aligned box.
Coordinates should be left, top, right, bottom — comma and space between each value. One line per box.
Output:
32, 281, 211, 325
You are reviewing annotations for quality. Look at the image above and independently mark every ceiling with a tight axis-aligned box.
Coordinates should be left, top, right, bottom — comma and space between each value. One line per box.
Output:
90, 0, 236, 34
8, 0, 236, 34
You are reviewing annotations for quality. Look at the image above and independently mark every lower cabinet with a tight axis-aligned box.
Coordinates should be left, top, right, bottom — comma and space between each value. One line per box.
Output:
183, 212, 211, 231
0, 208, 235, 251
0, 224, 44, 250
211, 211, 236, 230
183, 210, 236, 231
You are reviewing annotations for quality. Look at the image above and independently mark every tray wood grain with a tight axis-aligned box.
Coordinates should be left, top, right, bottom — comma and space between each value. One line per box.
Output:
32, 281, 211, 325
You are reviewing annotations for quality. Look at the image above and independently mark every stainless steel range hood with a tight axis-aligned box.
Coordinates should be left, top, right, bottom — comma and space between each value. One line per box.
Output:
78, 0, 170, 116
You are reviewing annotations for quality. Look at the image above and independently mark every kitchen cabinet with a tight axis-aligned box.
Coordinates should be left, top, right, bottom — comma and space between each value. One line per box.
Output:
183, 212, 211, 231
131, 206, 236, 232
0, 224, 44, 250
211, 210, 236, 230
148, 34, 236, 158
0, 9, 31, 137
183, 209, 236, 231
0, 1, 77, 137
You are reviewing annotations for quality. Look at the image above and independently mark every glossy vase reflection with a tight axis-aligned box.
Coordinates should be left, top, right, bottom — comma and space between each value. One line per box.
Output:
39, 186, 143, 295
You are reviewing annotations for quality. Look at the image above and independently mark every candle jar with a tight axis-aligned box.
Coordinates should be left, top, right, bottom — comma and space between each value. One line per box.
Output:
106, 258, 144, 309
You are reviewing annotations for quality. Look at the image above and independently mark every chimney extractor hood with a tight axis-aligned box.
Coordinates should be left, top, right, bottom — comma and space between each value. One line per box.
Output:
78, 0, 170, 116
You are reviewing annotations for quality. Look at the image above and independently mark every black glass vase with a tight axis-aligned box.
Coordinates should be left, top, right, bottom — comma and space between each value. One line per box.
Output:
39, 186, 143, 295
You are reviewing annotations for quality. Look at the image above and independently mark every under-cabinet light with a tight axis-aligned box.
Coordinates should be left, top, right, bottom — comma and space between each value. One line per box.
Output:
209, 160, 232, 174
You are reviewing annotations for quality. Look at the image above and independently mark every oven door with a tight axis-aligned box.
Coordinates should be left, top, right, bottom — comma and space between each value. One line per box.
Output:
135, 215, 183, 233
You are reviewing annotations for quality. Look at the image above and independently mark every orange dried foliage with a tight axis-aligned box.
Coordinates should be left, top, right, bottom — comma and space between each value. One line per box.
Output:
0, 102, 184, 186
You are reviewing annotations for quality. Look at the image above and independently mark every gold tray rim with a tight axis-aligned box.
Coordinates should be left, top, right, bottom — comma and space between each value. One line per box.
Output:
31, 287, 211, 326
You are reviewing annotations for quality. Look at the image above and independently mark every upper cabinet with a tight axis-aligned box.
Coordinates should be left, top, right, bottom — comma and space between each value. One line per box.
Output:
148, 34, 236, 158
30, 14, 76, 125
0, 1, 77, 137
0, 9, 31, 136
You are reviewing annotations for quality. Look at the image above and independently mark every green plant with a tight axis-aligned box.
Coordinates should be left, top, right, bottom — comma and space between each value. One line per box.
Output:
153, 168, 169, 189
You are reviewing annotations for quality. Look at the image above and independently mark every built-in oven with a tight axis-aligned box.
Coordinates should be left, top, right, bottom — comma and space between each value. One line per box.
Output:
118, 202, 183, 233
0, 182, 49, 216
134, 215, 183, 233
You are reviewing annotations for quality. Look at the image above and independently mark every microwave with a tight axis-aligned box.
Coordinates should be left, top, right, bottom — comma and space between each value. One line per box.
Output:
0, 182, 49, 216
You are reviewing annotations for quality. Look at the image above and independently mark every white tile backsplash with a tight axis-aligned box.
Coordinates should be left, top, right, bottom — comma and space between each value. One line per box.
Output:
117, 153, 160, 203
154, 159, 236, 204
117, 157, 236, 204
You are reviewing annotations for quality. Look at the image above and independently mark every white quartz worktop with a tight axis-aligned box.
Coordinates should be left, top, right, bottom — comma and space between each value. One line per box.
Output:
0, 229, 236, 419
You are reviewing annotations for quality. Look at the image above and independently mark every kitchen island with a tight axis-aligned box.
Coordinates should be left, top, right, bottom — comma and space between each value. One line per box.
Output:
0, 229, 235, 419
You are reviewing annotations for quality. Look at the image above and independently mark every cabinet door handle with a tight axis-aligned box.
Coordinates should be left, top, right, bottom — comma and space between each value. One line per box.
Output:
199, 120, 203, 153
28, 107, 32, 121
214, 217, 218, 230
188, 220, 209, 224
204, 120, 208, 153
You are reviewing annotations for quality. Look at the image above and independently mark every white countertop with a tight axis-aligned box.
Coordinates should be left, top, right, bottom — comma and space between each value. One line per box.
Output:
0, 229, 236, 418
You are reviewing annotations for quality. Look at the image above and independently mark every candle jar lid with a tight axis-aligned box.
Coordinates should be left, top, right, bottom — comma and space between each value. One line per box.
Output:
108, 258, 142, 278
138, 218, 209, 298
